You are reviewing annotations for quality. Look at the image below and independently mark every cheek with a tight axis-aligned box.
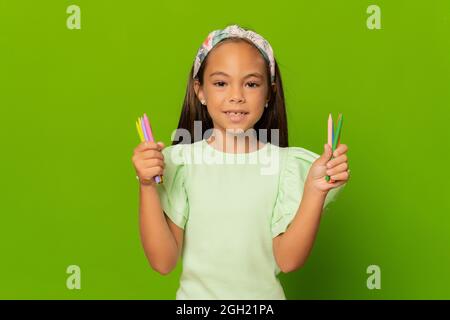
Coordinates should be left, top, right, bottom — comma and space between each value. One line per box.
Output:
249, 108, 265, 124
204, 87, 227, 104
205, 96, 227, 114
248, 85, 268, 101
248, 90, 267, 109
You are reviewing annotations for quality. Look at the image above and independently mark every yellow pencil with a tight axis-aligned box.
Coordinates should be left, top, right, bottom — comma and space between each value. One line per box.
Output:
139, 117, 145, 141
136, 120, 144, 142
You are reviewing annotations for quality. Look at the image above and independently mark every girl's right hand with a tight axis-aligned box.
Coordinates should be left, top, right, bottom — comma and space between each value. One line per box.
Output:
132, 141, 165, 186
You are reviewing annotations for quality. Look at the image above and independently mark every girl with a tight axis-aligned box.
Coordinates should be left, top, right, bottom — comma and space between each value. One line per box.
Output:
132, 24, 350, 300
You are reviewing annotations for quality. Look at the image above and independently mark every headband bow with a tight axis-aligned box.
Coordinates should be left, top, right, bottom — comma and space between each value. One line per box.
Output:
193, 25, 276, 83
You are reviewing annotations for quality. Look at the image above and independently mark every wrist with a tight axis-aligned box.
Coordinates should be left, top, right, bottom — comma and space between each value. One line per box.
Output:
137, 175, 157, 188
305, 178, 328, 198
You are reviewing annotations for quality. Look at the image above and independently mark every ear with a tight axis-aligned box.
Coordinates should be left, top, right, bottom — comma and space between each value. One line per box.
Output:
194, 79, 205, 102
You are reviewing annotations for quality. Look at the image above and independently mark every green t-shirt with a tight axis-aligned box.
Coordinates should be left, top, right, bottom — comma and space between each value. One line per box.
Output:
156, 139, 345, 300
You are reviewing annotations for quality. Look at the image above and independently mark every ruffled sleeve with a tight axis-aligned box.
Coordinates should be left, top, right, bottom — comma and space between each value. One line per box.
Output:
155, 144, 189, 229
271, 147, 346, 238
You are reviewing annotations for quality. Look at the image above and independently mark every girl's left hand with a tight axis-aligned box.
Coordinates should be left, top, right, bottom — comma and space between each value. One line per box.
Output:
306, 143, 350, 194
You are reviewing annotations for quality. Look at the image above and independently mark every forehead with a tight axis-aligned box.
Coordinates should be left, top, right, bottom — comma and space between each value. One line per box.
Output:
204, 40, 267, 76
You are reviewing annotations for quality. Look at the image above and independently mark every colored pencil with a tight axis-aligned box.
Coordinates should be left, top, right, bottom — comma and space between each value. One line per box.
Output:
141, 117, 149, 141
135, 114, 163, 184
325, 113, 343, 183
332, 113, 343, 151
328, 113, 333, 148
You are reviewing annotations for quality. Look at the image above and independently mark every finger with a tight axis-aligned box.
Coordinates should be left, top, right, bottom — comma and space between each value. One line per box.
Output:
326, 153, 348, 168
317, 144, 333, 166
327, 179, 347, 188
326, 162, 348, 176
142, 158, 165, 169
141, 166, 164, 180
135, 141, 164, 153
156, 141, 165, 149
140, 149, 164, 161
330, 170, 349, 181
333, 144, 348, 158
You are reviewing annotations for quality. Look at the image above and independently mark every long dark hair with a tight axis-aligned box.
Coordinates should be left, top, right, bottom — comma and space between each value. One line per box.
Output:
172, 36, 289, 147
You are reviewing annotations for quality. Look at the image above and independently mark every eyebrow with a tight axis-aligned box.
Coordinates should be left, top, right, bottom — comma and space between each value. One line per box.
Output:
209, 71, 264, 79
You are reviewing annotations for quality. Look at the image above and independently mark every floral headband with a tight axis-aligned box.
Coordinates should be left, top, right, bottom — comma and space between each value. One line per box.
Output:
193, 24, 276, 83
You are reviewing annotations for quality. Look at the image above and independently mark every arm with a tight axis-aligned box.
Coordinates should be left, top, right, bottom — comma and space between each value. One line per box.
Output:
273, 143, 350, 273
139, 183, 184, 275
272, 181, 327, 273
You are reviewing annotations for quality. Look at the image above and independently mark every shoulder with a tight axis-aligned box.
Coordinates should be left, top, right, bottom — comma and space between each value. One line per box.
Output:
276, 145, 320, 167
270, 145, 322, 185
162, 142, 194, 164
161, 140, 206, 166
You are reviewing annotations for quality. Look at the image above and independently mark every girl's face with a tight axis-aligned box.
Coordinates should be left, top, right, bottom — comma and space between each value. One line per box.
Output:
194, 40, 271, 137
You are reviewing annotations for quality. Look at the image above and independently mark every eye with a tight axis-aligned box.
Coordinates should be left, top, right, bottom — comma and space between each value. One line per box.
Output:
246, 82, 260, 88
213, 81, 226, 87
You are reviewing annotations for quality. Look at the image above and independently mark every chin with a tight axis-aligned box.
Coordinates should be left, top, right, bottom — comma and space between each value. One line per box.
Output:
224, 124, 255, 134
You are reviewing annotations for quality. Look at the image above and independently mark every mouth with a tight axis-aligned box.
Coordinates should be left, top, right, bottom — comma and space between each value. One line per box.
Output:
223, 111, 249, 123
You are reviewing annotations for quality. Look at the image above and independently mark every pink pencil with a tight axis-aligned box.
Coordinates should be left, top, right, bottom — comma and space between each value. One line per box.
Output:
143, 113, 162, 184
327, 113, 333, 148
327, 113, 335, 183
143, 113, 154, 142
141, 117, 149, 141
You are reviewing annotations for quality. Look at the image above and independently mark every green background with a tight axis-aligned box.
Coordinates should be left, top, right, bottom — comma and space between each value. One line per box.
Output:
1, 0, 449, 299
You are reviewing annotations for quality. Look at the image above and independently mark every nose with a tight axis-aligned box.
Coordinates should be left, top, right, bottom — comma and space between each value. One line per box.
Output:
229, 86, 245, 104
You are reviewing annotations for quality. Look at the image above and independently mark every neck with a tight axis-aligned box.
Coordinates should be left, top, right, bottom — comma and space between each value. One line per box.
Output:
206, 128, 263, 154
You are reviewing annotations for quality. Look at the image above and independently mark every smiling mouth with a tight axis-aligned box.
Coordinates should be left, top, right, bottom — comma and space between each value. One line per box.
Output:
223, 111, 249, 123
224, 111, 249, 115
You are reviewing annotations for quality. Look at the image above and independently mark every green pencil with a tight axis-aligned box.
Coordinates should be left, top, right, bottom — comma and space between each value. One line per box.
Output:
325, 113, 343, 182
